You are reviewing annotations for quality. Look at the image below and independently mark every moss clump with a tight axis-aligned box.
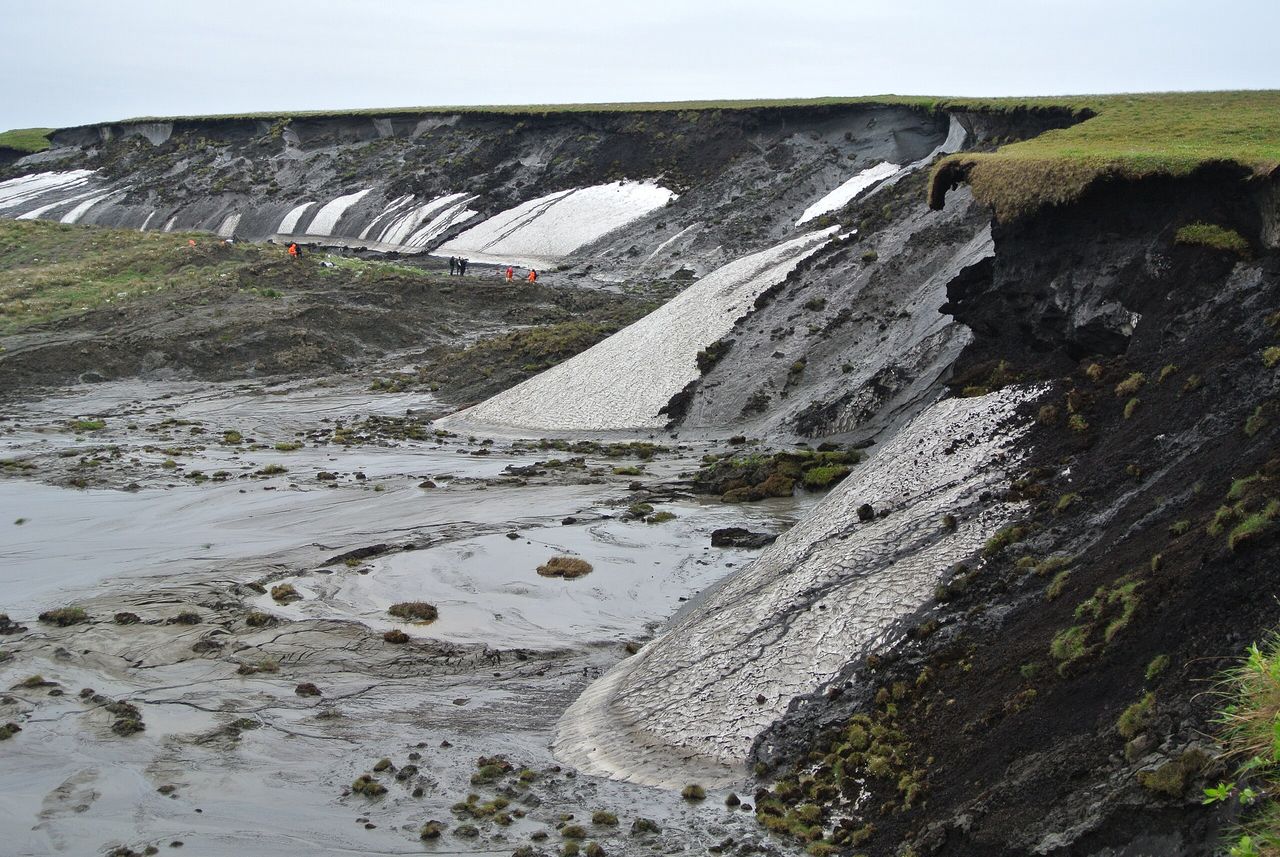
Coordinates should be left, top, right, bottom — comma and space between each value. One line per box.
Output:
1228, 500, 1280, 551
591, 810, 618, 826
681, 784, 706, 801
270, 583, 301, 603
38, 607, 88, 626
630, 818, 661, 835
612, 465, 643, 476
0, 722, 21, 740
1123, 397, 1140, 420
561, 824, 588, 839
537, 556, 594, 579
1046, 570, 1072, 601
388, 601, 438, 622
802, 465, 851, 490
419, 820, 444, 839
1137, 749, 1210, 797
256, 464, 288, 476
982, 525, 1027, 558
1117, 692, 1156, 739
645, 511, 676, 524
1245, 406, 1269, 437
350, 777, 384, 798
1054, 493, 1081, 514
453, 824, 479, 838
1175, 222, 1251, 257
1114, 372, 1146, 397
584, 843, 605, 857
245, 611, 275, 628
274, 441, 303, 451
1169, 519, 1191, 536
1146, 654, 1171, 681
382, 629, 409, 644
222, 430, 244, 444
70, 419, 106, 432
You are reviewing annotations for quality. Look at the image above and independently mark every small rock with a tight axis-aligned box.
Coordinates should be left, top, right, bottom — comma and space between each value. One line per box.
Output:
710, 527, 777, 549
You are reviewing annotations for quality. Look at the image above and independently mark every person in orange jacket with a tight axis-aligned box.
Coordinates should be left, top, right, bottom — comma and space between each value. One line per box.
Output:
288, 242, 299, 259
527, 269, 537, 283
506, 266, 514, 282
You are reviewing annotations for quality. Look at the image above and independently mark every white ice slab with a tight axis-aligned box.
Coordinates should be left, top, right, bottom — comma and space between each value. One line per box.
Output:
435, 180, 676, 267
276, 201, 315, 235
59, 190, 116, 224
217, 212, 241, 238
796, 161, 901, 226
0, 169, 96, 212
555, 386, 1040, 787
305, 188, 373, 236
450, 228, 836, 431
378, 193, 468, 245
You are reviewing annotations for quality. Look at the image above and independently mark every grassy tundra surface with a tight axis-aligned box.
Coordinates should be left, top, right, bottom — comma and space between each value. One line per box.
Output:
0, 219, 659, 394
0, 127, 54, 154
0, 219, 280, 334
931, 91, 1280, 219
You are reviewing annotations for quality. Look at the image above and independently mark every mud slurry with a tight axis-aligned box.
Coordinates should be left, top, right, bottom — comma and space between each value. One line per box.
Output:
0, 376, 821, 856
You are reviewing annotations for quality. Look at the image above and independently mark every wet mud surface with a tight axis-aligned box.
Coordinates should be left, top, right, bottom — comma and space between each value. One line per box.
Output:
0, 378, 814, 856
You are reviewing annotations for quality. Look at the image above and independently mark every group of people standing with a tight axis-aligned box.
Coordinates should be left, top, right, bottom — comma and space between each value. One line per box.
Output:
448, 255, 538, 282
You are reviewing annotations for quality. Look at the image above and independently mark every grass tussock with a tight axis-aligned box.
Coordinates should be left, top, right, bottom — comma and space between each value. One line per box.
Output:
1176, 222, 1251, 257
1205, 635, 1280, 856
388, 601, 438, 623
536, 556, 593, 579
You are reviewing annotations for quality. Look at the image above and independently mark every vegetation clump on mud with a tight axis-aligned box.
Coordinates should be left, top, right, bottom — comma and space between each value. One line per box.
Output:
388, 601, 438, 622
1175, 222, 1252, 257
536, 557, 594, 579
693, 448, 860, 503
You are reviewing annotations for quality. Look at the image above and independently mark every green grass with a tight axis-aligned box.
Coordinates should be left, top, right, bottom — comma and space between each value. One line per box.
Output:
1176, 222, 1251, 256
930, 91, 1280, 219
0, 127, 54, 154
1205, 635, 1280, 856
0, 219, 289, 334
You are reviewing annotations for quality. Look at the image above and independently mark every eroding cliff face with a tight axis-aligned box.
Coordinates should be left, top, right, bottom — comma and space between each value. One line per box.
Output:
554, 387, 1038, 787
0, 105, 951, 276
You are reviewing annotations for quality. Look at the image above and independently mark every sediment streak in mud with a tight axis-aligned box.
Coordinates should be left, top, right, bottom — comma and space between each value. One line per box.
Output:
553, 386, 1039, 787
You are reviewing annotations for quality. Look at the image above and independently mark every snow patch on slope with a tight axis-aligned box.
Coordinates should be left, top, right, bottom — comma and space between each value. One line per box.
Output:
554, 386, 1039, 787
450, 229, 836, 432
796, 161, 901, 226
0, 170, 97, 212
435, 180, 675, 267
306, 189, 373, 236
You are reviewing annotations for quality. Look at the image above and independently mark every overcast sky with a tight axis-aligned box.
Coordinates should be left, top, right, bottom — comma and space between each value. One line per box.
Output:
3, 0, 1278, 130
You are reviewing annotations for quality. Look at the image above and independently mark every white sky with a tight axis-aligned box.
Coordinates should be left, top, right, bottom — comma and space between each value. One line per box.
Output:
3, 0, 1278, 130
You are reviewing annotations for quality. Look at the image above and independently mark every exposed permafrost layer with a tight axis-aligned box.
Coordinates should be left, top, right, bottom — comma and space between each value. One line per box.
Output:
450, 229, 836, 431
796, 161, 902, 226
435, 180, 676, 267
553, 386, 1038, 787
0, 169, 97, 212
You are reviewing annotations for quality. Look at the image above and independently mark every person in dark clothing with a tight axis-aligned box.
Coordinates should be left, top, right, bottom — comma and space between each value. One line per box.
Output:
459, 258, 469, 276
449, 256, 457, 275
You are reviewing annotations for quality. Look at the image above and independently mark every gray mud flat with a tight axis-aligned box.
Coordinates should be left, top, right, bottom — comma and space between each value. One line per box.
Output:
0, 378, 808, 856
